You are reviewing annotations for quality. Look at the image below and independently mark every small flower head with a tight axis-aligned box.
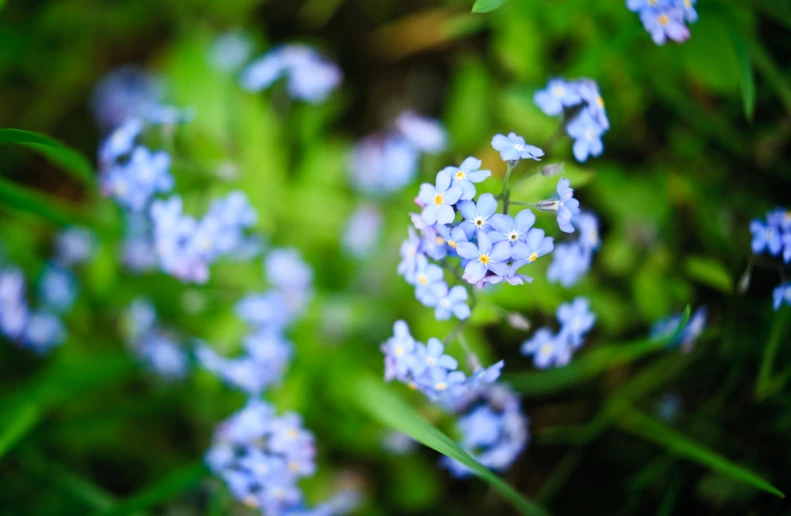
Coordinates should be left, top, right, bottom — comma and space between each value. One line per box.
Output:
210, 31, 253, 72
395, 111, 448, 154
567, 112, 605, 163
489, 210, 536, 245
556, 297, 596, 345
417, 169, 463, 225
422, 283, 470, 321
55, 227, 95, 266
490, 132, 544, 163
23, 311, 66, 353
458, 193, 498, 235
547, 242, 590, 287
640, 7, 690, 45
534, 78, 582, 116
445, 157, 492, 201
751, 218, 783, 256
456, 231, 512, 283
521, 328, 570, 369
38, 263, 78, 313
774, 283, 791, 311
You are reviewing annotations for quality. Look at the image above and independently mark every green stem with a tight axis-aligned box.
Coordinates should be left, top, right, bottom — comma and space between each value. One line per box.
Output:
501, 163, 514, 214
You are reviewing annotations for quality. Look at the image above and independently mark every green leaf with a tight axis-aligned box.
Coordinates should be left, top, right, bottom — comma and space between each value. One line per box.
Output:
0, 403, 40, 460
0, 128, 96, 190
352, 373, 547, 515
683, 256, 733, 293
725, 30, 756, 121
472, 0, 509, 14
91, 462, 207, 516
0, 176, 92, 226
616, 408, 785, 498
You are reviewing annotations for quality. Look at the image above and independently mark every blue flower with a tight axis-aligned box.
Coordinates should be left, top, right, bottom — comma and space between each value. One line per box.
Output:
576, 79, 610, 132
102, 147, 173, 212
395, 111, 448, 154
557, 297, 596, 345
435, 224, 469, 256
458, 193, 498, 235
520, 228, 555, 263
626, 0, 673, 12
575, 212, 601, 252
412, 338, 459, 376
382, 320, 418, 381
483, 258, 533, 287
547, 242, 589, 287
490, 132, 544, 162
489, 210, 536, 245
38, 263, 77, 313
539, 177, 581, 233
417, 169, 463, 225
138, 333, 189, 379
343, 203, 382, 258
677, 0, 698, 23
640, 7, 690, 45
457, 231, 512, 283
236, 291, 292, 331
774, 283, 791, 311
521, 328, 570, 369
419, 367, 467, 400
55, 227, 95, 266
91, 66, 164, 131
651, 307, 707, 352
567, 112, 604, 163
210, 31, 253, 72
397, 228, 422, 281
783, 231, 791, 263
0, 267, 28, 341
444, 157, 492, 201
23, 311, 65, 353
751, 218, 783, 256
422, 283, 470, 321
349, 134, 419, 194
412, 255, 445, 301
534, 78, 582, 116
99, 117, 143, 168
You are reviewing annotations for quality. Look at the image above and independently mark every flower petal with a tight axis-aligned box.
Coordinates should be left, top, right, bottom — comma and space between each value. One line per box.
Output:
463, 260, 487, 283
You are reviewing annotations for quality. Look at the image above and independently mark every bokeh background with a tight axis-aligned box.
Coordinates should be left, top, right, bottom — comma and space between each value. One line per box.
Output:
1, 0, 790, 514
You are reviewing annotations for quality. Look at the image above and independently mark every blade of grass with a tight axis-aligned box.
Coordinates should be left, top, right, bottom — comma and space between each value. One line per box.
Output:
0, 176, 92, 226
0, 403, 40, 460
616, 408, 785, 498
352, 372, 547, 516
91, 462, 207, 516
472, 0, 509, 13
724, 29, 755, 121
756, 307, 791, 400
0, 128, 96, 190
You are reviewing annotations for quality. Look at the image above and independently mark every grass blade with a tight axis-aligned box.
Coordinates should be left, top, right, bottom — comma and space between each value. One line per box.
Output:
756, 307, 791, 400
725, 29, 756, 121
352, 373, 547, 516
91, 462, 206, 516
472, 0, 509, 14
683, 256, 733, 293
0, 128, 96, 190
0, 176, 92, 226
0, 403, 40, 460
616, 408, 785, 498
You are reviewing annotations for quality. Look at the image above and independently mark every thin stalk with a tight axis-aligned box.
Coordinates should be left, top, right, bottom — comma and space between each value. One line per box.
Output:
501, 163, 514, 214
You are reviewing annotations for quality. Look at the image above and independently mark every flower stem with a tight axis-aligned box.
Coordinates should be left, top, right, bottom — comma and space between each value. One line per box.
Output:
501, 163, 514, 215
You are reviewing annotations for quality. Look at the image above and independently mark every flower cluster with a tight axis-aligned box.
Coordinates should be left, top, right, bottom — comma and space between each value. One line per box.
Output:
123, 298, 189, 379
750, 208, 791, 311
521, 297, 596, 369
651, 306, 707, 352
441, 385, 529, 477
0, 227, 94, 353
547, 211, 601, 286
534, 78, 610, 163
205, 400, 355, 516
343, 203, 383, 258
241, 44, 342, 103
627, 0, 697, 46
349, 111, 447, 195
382, 321, 503, 404
197, 249, 312, 394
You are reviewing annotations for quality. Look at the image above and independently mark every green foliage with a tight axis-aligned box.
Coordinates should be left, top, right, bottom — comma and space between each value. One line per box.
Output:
472, 0, 510, 14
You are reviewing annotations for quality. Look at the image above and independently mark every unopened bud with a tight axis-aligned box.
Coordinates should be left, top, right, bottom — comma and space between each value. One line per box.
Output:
737, 267, 752, 294
507, 312, 531, 331
540, 163, 564, 177
536, 199, 559, 212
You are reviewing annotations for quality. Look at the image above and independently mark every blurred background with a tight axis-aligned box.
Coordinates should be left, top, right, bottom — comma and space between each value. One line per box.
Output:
0, 0, 790, 514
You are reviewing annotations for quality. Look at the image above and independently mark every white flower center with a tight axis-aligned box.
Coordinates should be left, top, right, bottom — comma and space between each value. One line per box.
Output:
551, 86, 565, 97
514, 143, 524, 151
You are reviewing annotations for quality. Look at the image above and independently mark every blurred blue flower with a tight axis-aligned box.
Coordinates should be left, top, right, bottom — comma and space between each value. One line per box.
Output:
417, 169, 463, 225
489, 209, 536, 245
567, 111, 605, 163
678, 0, 698, 23
91, 66, 164, 131
456, 231, 511, 283
395, 110, 448, 154
236, 291, 292, 331
0, 267, 28, 341
210, 31, 253, 72
520, 228, 555, 263
343, 203, 382, 258
435, 224, 468, 256
458, 193, 498, 235
576, 79, 610, 132
122, 213, 158, 273
411, 255, 444, 301
557, 297, 596, 344
534, 78, 582, 116
490, 132, 544, 162
102, 147, 173, 212
444, 157, 491, 201
538, 177, 580, 233
547, 242, 589, 287
382, 320, 417, 381
750, 217, 783, 256
640, 7, 690, 45
521, 328, 570, 369
411, 338, 459, 377
396, 228, 422, 282
38, 263, 77, 313
348, 134, 419, 194
421, 283, 470, 321
266, 248, 312, 293
774, 283, 791, 311
651, 307, 707, 352
56, 227, 95, 266
575, 212, 601, 252
138, 333, 189, 379
23, 311, 65, 353
99, 117, 142, 168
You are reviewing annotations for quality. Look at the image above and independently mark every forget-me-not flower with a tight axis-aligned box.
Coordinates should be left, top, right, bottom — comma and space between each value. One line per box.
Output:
640, 7, 690, 45
751, 218, 783, 256
395, 111, 448, 154
491, 132, 544, 163
567, 111, 605, 163
547, 242, 589, 287
418, 169, 463, 225
457, 231, 512, 283
489, 210, 536, 245
774, 283, 791, 311
422, 283, 470, 321
557, 297, 596, 345
521, 328, 570, 369
457, 193, 498, 235
444, 157, 492, 201
38, 263, 77, 313
534, 78, 582, 116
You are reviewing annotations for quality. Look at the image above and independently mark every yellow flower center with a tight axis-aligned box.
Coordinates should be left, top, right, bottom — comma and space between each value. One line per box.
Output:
683, 0, 691, 6
244, 496, 260, 508
435, 236, 445, 245
418, 274, 428, 285
479, 254, 490, 265
407, 382, 418, 390
448, 239, 457, 248
286, 428, 299, 439
551, 85, 565, 97
658, 14, 669, 25
287, 461, 301, 472
648, 0, 658, 5
455, 170, 466, 180
435, 382, 448, 391
596, 96, 605, 108
540, 343, 553, 357
434, 194, 444, 206
394, 344, 404, 357
528, 252, 538, 263
426, 357, 437, 366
